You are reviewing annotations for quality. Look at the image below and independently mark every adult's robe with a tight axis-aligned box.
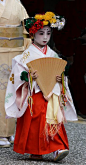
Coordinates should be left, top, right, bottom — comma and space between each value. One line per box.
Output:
0, 0, 31, 137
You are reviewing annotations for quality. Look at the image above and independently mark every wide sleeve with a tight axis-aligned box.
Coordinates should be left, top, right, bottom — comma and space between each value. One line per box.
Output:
59, 76, 78, 121
18, 3, 29, 34
5, 61, 29, 118
20, 3, 29, 21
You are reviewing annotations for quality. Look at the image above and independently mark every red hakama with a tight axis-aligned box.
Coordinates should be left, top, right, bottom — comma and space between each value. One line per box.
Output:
14, 92, 69, 155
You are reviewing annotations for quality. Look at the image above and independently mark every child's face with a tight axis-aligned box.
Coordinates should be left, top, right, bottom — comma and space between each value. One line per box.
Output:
34, 26, 51, 48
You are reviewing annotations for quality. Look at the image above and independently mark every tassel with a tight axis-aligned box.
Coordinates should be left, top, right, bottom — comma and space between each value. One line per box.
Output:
44, 122, 62, 142
27, 96, 33, 116
28, 67, 33, 94
62, 72, 66, 94
28, 67, 33, 116
61, 72, 67, 106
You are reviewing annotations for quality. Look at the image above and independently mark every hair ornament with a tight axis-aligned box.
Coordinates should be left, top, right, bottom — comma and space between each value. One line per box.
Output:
24, 12, 65, 36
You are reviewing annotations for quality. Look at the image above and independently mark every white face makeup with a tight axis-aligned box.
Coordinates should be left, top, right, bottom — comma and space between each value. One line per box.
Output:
33, 26, 51, 48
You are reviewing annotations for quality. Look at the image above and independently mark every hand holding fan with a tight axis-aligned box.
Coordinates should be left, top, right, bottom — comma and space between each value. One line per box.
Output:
27, 57, 67, 97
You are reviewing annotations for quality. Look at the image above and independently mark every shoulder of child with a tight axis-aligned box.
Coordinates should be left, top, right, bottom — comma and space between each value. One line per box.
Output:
48, 46, 59, 58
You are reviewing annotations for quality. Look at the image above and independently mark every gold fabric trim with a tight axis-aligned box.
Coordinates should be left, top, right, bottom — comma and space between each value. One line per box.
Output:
0, 26, 23, 38
0, 39, 24, 48
0, 46, 25, 52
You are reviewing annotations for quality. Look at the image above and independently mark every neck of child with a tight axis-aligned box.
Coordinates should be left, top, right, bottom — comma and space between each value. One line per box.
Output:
33, 41, 45, 49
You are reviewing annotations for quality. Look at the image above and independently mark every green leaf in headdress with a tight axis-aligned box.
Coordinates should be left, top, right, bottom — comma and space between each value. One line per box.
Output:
25, 18, 37, 29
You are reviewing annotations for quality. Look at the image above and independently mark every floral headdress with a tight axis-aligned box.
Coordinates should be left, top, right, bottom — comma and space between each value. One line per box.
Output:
24, 12, 65, 37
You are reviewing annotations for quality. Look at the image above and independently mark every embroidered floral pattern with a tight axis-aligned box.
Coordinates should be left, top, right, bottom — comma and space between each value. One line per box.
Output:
0, 64, 11, 90
5, 93, 13, 103
10, 74, 14, 84
21, 51, 30, 63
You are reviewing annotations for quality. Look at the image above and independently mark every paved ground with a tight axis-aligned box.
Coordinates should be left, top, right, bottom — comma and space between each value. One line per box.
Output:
0, 121, 86, 165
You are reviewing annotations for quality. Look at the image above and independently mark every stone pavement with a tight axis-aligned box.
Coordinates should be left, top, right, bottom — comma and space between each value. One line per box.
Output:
0, 121, 86, 165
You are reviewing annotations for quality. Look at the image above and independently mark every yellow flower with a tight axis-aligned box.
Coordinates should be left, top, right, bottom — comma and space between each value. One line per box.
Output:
34, 12, 56, 26
43, 21, 49, 26
35, 14, 44, 20
45, 12, 55, 17
44, 12, 55, 21
50, 18, 56, 24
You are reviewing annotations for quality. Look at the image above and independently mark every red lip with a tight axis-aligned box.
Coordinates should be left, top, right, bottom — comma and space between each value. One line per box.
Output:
43, 41, 47, 43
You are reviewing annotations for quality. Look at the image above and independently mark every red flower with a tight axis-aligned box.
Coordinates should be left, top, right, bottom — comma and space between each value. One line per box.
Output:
29, 20, 43, 35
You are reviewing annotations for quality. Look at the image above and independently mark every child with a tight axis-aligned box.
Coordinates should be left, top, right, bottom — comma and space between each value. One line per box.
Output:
5, 12, 78, 162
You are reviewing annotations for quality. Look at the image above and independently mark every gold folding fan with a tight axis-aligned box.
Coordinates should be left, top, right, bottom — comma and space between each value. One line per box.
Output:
27, 57, 67, 97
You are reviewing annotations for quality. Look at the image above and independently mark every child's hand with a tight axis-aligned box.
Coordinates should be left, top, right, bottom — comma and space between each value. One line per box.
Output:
56, 75, 62, 83
31, 70, 38, 80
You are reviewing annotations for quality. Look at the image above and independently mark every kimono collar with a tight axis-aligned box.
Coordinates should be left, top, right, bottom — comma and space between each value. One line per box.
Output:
32, 43, 47, 55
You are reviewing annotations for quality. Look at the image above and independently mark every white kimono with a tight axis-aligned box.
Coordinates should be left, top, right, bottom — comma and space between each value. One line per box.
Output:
5, 44, 78, 122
